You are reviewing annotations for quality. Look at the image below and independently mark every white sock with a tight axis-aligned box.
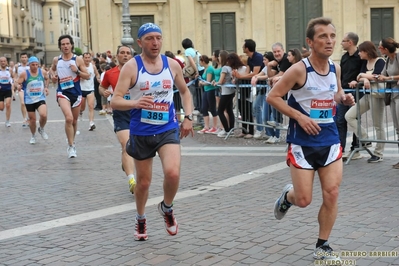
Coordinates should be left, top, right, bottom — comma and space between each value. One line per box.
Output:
127, 174, 135, 181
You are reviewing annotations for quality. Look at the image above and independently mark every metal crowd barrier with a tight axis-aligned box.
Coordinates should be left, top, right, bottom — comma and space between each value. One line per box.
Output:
227, 78, 288, 140
173, 78, 289, 140
345, 80, 399, 164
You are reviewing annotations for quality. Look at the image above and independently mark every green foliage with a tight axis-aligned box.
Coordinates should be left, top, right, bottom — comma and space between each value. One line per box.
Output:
74, 47, 83, 56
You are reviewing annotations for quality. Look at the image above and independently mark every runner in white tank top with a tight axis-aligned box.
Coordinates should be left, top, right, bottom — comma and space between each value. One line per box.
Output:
79, 53, 100, 131
50, 34, 90, 158
267, 17, 356, 262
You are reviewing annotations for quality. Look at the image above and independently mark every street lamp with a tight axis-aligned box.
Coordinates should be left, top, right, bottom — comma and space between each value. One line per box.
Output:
120, 0, 134, 47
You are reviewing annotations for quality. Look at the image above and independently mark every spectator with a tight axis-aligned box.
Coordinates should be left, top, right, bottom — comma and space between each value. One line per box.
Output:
213, 50, 236, 137
345, 41, 386, 163
165, 50, 186, 113
266, 42, 293, 139
197, 55, 218, 134
251, 52, 275, 140
233, 39, 264, 138
182, 38, 204, 113
175, 50, 185, 65
337, 32, 364, 160
377, 37, 399, 160
287, 49, 303, 64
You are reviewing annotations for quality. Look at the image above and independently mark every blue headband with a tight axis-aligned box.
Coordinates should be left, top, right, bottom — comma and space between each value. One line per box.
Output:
137, 23, 162, 39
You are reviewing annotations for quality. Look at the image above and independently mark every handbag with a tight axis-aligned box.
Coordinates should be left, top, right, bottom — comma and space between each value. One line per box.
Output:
183, 65, 196, 78
183, 50, 199, 79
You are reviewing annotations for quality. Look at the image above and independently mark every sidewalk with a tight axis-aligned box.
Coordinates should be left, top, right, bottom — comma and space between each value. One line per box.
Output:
0, 95, 398, 266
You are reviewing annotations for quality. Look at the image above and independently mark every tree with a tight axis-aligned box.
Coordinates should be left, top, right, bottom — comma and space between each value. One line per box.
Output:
74, 47, 82, 56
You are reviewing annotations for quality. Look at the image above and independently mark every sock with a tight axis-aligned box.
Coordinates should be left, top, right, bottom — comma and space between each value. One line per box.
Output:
136, 214, 146, 220
161, 201, 173, 213
284, 191, 292, 205
127, 174, 135, 181
316, 238, 328, 248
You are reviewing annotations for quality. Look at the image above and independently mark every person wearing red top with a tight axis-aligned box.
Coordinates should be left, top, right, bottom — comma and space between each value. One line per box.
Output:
99, 45, 136, 194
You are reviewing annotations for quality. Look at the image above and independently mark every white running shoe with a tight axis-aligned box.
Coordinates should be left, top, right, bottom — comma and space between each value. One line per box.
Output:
265, 136, 276, 144
217, 129, 227, 138
5, 121, 11, 127
67, 146, 77, 158
89, 122, 96, 131
254, 130, 263, 139
38, 127, 49, 140
30, 136, 36, 145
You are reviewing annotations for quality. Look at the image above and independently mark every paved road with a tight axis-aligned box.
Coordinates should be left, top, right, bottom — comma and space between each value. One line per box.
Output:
1, 93, 399, 266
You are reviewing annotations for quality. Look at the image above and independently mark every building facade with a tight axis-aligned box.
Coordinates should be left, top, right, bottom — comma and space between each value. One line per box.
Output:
0, 0, 81, 65
81, 0, 398, 61
1, 0, 397, 65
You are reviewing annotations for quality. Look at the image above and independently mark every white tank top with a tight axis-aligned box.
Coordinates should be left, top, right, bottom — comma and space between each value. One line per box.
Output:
17, 64, 30, 78
80, 63, 94, 91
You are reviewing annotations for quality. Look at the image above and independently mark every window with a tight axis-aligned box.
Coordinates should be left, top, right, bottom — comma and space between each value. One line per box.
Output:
15, 18, 19, 37
49, 8, 52, 20
50, 31, 54, 44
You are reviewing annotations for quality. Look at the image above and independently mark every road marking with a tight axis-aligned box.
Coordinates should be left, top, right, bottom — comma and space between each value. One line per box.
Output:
0, 162, 287, 241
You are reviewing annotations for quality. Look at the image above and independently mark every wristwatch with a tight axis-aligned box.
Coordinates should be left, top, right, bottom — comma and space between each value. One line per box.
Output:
184, 114, 193, 121
75, 69, 80, 75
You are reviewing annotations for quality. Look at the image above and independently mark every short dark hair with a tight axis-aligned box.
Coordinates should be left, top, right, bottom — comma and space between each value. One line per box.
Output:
116, 45, 134, 56
58, 34, 74, 51
20, 52, 28, 57
182, 38, 194, 49
164, 51, 175, 59
244, 39, 256, 52
346, 32, 359, 46
306, 17, 334, 40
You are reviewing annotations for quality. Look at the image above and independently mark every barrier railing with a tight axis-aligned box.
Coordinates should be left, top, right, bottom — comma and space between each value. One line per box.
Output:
344, 80, 399, 164
173, 78, 289, 140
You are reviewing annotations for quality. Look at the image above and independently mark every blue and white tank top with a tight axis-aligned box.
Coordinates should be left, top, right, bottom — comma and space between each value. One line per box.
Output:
23, 69, 46, 104
286, 58, 339, 146
56, 54, 81, 95
129, 55, 177, 136
0, 67, 13, 90
80, 63, 94, 92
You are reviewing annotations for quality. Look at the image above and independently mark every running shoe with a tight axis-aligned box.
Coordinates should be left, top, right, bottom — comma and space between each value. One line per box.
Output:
313, 242, 341, 262
38, 127, 49, 140
274, 184, 293, 220
134, 218, 148, 241
197, 128, 208, 134
158, 202, 178, 236
89, 122, 96, 131
128, 177, 136, 194
29, 136, 36, 145
205, 127, 218, 134
67, 146, 77, 158
367, 155, 383, 163
5, 121, 11, 127
217, 129, 227, 138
